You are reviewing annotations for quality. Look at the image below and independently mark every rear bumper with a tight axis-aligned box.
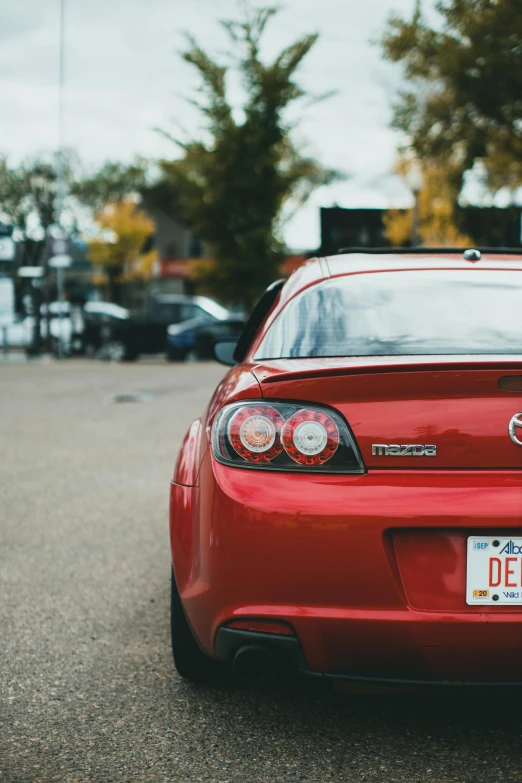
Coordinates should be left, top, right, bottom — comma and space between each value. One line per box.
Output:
170, 459, 522, 682
215, 610, 522, 683
215, 627, 522, 688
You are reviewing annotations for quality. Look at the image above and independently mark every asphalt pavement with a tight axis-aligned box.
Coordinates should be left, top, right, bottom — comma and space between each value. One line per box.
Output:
1, 359, 521, 783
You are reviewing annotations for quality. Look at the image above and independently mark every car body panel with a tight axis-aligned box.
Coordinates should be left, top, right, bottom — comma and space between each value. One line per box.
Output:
170, 481, 199, 598
251, 360, 522, 469
169, 251, 522, 684
205, 366, 262, 429
173, 419, 204, 487
170, 459, 522, 678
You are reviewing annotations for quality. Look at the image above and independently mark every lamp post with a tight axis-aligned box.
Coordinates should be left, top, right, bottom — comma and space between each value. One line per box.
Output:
405, 162, 423, 247
30, 166, 57, 355
24, 0, 67, 357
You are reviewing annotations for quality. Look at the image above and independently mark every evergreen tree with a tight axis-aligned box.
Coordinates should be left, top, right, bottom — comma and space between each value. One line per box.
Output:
158, 5, 337, 308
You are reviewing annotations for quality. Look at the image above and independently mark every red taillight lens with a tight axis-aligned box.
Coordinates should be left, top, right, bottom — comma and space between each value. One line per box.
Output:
212, 400, 364, 473
282, 409, 339, 465
227, 405, 284, 462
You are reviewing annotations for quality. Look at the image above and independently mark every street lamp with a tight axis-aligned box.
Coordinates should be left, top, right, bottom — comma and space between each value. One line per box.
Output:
31, 165, 57, 231
29, 166, 58, 355
404, 161, 423, 247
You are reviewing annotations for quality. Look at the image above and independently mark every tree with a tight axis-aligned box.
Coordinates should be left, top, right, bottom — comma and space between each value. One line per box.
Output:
381, 0, 522, 195
157, 4, 338, 308
86, 199, 157, 302
0, 157, 33, 233
71, 159, 150, 213
383, 153, 473, 246
0, 156, 71, 265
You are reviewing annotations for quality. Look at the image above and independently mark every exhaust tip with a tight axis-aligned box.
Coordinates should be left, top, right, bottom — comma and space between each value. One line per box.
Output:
232, 644, 278, 686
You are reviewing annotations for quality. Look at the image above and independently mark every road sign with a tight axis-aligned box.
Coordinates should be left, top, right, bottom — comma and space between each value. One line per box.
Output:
0, 237, 15, 261
18, 266, 44, 278
0, 277, 15, 325
48, 254, 72, 268
51, 237, 69, 255
47, 236, 74, 257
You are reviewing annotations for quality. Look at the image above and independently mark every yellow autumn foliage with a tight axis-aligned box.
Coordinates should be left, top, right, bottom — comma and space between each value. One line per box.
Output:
87, 199, 157, 283
384, 157, 474, 247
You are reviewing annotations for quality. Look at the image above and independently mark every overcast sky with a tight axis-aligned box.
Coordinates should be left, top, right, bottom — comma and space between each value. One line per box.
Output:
1, 0, 427, 248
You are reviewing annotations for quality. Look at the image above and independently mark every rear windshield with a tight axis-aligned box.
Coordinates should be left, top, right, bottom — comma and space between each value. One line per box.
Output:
255, 269, 521, 358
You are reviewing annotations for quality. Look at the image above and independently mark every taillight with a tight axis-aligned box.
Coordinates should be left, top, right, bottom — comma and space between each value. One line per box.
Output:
212, 401, 365, 473
282, 409, 338, 465
228, 405, 284, 463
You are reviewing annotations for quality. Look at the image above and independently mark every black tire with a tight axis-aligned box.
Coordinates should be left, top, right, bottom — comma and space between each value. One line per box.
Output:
100, 339, 138, 362
170, 568, 222, 682
122, 349, 139, 362
166, 346, 186, 362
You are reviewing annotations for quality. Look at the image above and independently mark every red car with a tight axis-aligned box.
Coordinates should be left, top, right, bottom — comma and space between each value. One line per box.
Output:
169, 248, 522, 687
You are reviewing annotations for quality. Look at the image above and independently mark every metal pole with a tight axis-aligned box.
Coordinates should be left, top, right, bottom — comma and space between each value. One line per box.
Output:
57, 266, 64, 358
2, 325, 8, 359
56, 0, 66, 358
43, 229, 51, 355
31, 280, 42, 357
411, 190, 421, 247
56, 0, 66, 222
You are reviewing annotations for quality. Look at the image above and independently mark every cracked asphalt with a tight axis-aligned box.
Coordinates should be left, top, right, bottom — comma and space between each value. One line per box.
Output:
1, 360, 521, 783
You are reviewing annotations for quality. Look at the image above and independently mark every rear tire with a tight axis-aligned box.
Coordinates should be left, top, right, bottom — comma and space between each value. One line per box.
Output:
166, 345, 186, 362
170, 568, 223, 682
100, 339, 138, 362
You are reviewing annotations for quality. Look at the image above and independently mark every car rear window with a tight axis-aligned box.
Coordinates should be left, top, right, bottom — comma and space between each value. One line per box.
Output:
254, 269, 522, 358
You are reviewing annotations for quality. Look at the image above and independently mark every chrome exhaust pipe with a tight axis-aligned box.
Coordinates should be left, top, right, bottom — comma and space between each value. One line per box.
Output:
232, 644, 278, 685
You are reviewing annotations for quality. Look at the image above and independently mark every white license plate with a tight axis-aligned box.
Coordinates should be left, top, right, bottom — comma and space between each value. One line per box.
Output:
466, 537, 522, 605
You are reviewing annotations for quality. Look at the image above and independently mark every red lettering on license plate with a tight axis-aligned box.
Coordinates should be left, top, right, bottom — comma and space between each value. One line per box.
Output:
489, 556, 522, 587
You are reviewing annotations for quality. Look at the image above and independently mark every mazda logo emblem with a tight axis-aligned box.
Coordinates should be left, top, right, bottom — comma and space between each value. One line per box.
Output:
508, 413, 522, 447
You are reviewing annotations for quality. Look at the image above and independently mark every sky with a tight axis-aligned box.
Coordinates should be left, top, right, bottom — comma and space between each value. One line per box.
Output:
1, 0, 426, 248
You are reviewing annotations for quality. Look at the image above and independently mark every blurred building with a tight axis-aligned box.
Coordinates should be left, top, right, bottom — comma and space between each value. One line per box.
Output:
458, 207, 522, 249
318, 206, 522, 255
319, 207, 392, 255
10, 210, 205, 314
122, 208, 205, 312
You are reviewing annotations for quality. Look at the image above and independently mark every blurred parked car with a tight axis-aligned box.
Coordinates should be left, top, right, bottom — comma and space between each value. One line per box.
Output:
1, 317, 33, 350
82, 301, 132, 360
166, 315, 246, 362
1, 303, 81, 355
83, 295, 231, 361
42, 302, 84, 355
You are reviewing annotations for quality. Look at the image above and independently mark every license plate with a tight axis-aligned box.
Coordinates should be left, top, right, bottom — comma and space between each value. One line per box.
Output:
466, 537, 522, 605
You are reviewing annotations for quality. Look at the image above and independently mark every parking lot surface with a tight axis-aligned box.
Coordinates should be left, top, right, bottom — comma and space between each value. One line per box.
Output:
1, 360, 521, 783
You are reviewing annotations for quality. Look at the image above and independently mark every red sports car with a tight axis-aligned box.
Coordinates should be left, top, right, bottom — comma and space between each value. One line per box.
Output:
169, 248, 522, 687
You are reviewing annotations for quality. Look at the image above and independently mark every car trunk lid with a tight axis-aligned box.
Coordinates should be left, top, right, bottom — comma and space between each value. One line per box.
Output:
253, 357, 522, 469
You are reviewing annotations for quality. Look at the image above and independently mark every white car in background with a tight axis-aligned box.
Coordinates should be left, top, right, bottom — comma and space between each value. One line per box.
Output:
1, 317, 33, 349
1, 302, 79, 354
